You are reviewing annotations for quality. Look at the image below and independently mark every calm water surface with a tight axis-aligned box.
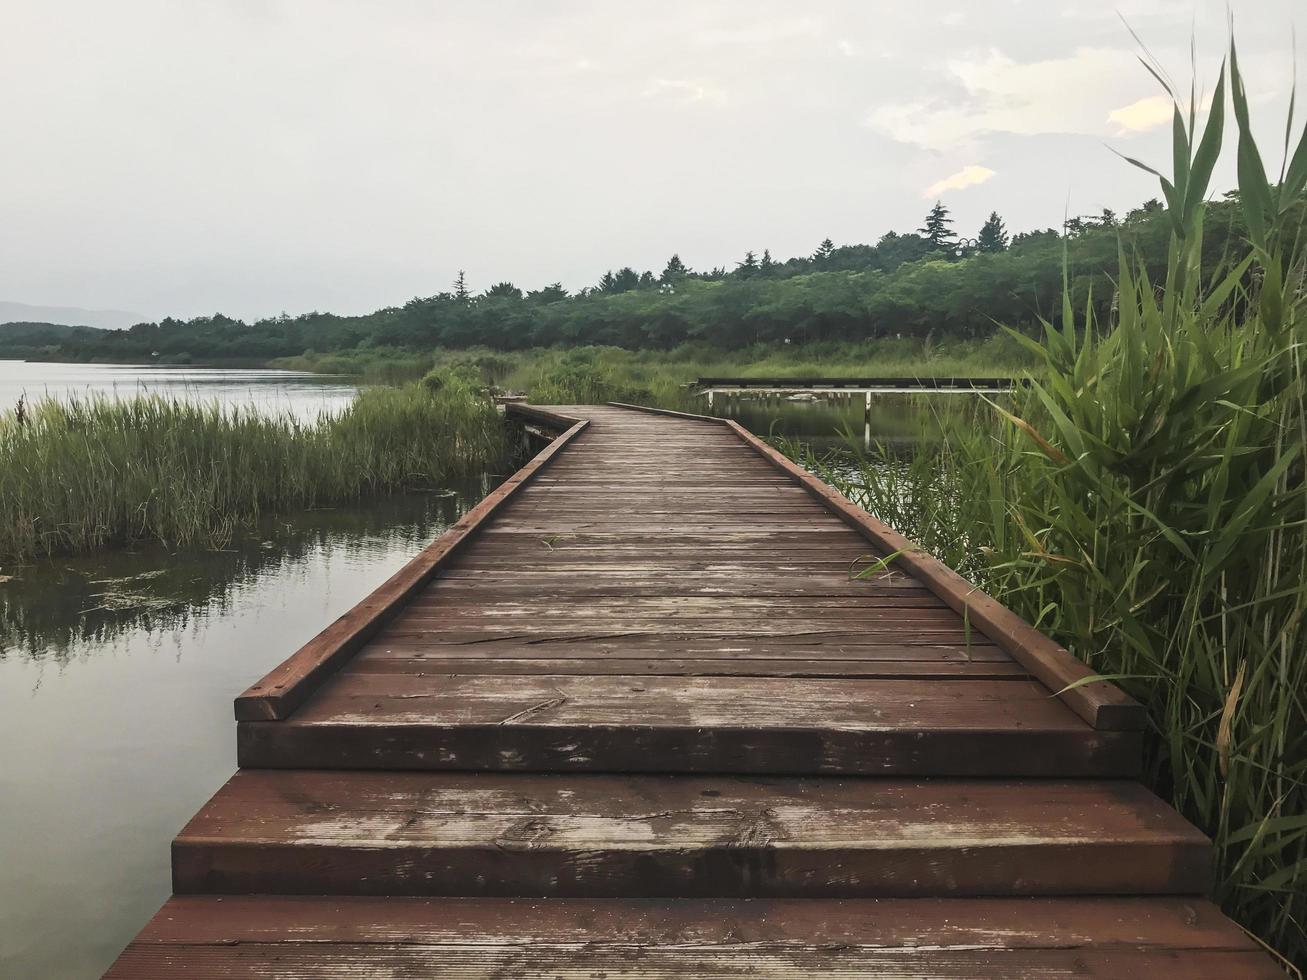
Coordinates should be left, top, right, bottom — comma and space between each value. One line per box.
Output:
0, 492, 492, 978
0, 363, 494, 977
701, 389, 993, 452
0, 359, 357, 418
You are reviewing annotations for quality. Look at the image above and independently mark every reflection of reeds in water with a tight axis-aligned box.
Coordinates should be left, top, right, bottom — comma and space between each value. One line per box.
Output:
0, 489, 480, 664
0, 381, 510, 560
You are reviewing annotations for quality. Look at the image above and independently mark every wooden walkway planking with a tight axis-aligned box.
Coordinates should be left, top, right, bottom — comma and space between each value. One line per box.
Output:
104, 403, 1281, 978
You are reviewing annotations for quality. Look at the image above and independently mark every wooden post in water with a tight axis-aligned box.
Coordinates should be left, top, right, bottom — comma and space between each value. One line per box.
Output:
864, 390, 872, 451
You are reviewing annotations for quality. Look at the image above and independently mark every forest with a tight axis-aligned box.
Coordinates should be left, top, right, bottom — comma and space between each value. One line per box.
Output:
0, 196, 1257, 364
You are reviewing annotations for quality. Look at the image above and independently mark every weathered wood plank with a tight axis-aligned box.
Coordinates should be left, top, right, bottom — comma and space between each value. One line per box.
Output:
238, 674, 1139, 775
339, 656, 1030, 679
106, 944, 1282, 979
117, 894, 1263, 951
172, 771, 1209, 897
232, 418, 590, 721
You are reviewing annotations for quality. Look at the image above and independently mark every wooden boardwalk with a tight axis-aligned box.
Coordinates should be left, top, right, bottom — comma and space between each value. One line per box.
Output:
105, 403, 1280, 978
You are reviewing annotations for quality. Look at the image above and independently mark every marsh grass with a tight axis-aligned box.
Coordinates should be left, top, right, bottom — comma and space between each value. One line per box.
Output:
790, 43, 1307, 965
0, 382, 509, 560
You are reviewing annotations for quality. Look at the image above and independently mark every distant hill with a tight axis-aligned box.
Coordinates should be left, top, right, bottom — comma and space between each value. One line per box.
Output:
0, 321, 103, 342
0, 300, 143, 330
0, 321, 104, 358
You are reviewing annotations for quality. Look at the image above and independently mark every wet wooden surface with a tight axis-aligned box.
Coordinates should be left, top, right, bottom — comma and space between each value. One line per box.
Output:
106, 404, 1276, 978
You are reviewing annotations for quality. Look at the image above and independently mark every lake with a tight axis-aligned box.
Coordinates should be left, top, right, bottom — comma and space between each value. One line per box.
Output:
0, 362, 950, 977
0, 363, 474, 977
0, 359, 357, 419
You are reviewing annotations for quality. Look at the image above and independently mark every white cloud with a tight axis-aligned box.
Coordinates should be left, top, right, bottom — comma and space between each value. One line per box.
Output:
1107, 94, 1173, 134
642, 77, 728, 106
923, 164, 996, 198
867, 47, 1141, 151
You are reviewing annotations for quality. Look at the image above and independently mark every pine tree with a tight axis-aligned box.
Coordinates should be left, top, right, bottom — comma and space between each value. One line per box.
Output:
484, 281, 522, 300
736, 250, 759, 277
597, 270, 617, 293
660, 253, 690, 283
453, 270, 470, 302
613, 267, 640, 292
976, 212, 1009, 252
760, 248, 775, 274
919, 201, 957, 250
813, 238, 835, 262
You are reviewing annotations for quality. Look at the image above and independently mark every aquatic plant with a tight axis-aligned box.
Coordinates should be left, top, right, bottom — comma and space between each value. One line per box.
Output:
0, 382, 510, 560
791, 43, 1307, 966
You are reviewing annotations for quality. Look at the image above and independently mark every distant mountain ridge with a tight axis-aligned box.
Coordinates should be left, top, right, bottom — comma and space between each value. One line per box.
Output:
0, 301, 143, 330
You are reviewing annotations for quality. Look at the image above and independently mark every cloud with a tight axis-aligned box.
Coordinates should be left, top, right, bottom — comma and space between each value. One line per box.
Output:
642, 77, 728, 106
1107, 94, 1173, 135
867, 47, 1140, 151
923, 164, 996, 198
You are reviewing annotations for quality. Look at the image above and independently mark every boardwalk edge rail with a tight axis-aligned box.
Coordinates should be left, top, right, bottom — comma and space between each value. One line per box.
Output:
234, 408, 588, 721
607, 401, 1145, 733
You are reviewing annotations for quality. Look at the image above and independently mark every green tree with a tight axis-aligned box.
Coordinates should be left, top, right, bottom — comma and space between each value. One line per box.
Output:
453, 270, 470, 303
919, 201, 957, 251
736, 250, 759, 277
760, 248, 775, 275
813, 238, 835, 263
484, 282, 522, 300
660, 254, 690, 283
977, 212, 1009, 252
527, 283, 568, 304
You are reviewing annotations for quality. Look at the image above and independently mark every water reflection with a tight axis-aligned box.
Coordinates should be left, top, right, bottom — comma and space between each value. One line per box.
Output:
0, 486, 488, 979
700, 390, 996, 452
0, 488, 485, 667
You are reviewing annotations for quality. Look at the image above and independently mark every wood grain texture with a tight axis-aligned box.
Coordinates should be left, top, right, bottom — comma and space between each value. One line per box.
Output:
172, 770, 1209, 898
232, 415, 588, 721
103, 946, 1285, 979
603, 401, 1145, 731
106, 895, 1280, 979
238, 674, 1140, 776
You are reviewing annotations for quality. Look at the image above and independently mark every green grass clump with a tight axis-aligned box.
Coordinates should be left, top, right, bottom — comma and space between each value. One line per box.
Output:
0, 382, 509, 560
792, 43, 1307, 966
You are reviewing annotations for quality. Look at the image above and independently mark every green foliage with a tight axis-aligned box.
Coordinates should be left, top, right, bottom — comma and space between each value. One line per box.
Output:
919, 200, 958, 251
3, 191, 1241, 363
977, 212, 1009, 252
0, 383, 509, 561
791, 45, 1307, 966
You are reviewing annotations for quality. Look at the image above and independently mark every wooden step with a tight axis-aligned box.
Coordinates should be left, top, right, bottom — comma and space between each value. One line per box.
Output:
238, 674, 1140, 776
105, 895, 1280, 979
172, 771, 1208, 898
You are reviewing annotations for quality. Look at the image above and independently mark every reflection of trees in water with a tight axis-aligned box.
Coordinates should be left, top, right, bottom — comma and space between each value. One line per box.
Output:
0, 487, 482, 664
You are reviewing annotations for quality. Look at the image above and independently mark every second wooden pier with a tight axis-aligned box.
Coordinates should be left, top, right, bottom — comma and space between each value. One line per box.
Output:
105, 403, 1279, 977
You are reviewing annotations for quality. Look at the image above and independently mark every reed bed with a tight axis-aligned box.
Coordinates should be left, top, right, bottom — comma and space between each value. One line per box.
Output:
0, 380, 509, 560
789, 46, 1307, 966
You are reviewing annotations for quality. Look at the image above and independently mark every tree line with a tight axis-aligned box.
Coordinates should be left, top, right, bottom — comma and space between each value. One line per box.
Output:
0, 195, 1257, 362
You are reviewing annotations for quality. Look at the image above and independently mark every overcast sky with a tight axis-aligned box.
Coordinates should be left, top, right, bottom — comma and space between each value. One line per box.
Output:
2, 1, 1304, 323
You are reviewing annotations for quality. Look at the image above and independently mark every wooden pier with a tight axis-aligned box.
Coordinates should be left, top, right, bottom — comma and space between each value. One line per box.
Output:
105, 403, 1279, 977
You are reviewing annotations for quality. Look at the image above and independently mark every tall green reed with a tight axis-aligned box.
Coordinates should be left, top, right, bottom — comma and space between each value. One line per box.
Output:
0, 382, 509, 561
793, 41, 1307, 965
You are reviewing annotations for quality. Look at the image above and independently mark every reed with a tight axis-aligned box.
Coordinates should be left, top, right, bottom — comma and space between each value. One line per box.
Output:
789, 43, 1307, 965
0, 382, 509, 561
